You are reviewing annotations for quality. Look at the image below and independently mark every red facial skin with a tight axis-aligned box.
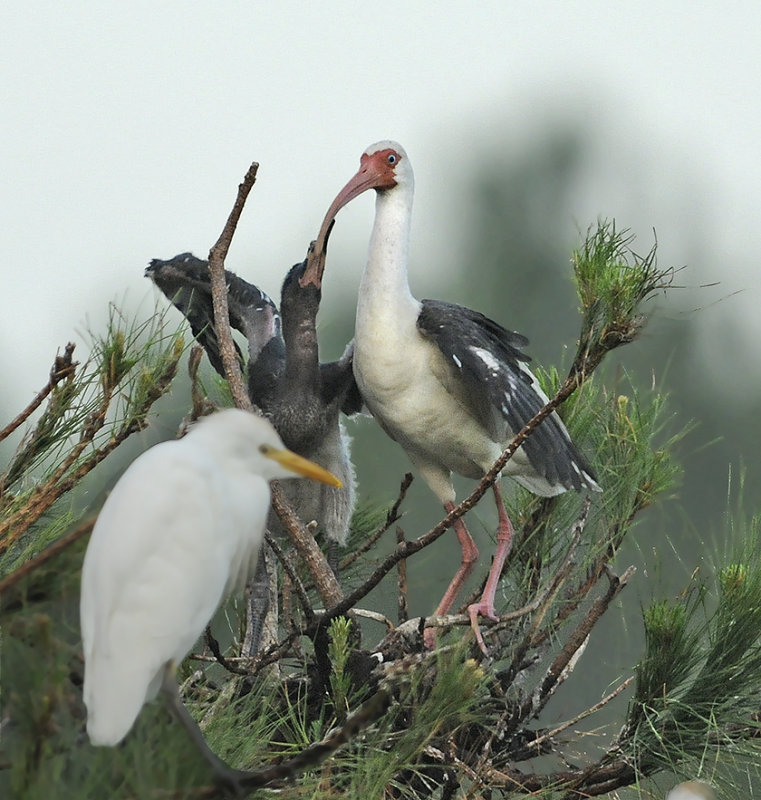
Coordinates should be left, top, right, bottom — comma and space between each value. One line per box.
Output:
300, 148, 402, 287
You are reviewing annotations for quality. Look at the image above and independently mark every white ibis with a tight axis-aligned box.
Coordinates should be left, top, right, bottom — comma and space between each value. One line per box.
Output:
320, 141, 601, 651
146, 253, 360, 551
80, 409, 340, 789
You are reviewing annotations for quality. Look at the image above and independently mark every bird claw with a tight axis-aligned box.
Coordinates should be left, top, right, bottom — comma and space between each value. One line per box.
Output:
424, 603, 500, 654
468, 602, 499, 656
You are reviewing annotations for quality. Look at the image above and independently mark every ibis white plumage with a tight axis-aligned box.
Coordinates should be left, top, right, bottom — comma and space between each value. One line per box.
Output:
80, 409, 340, 784
320, 141, 600, 651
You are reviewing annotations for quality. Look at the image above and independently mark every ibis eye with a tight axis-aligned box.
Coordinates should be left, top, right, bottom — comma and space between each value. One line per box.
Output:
387, 153, 397, 165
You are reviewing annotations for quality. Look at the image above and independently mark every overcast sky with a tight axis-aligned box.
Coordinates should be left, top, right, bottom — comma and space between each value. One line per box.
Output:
3, 2, 760, 415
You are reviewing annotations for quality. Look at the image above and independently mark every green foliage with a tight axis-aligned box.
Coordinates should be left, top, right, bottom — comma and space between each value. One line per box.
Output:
521, 367, 684, 595
328, 617, 353, 720
0, 301, 186, 574
635, 600, 697, 709
565, 220, 675, 384
623, 515, 761, 791
353, 652, 484, 798
572, 220, 670, 350
199, 682, 287, 775
347, 501, 393, 545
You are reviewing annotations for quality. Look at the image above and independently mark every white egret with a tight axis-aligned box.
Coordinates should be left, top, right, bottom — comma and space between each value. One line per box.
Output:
80, 408, 340, 788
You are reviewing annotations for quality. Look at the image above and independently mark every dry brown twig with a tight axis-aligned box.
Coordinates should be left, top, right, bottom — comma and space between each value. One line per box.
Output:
339, 472, 413, 572
207, 162, 259, 414
0, 343, 78, 445
270, 486, 343, 607
371, 498, 590, 657
397, 525, 409, 624
527, 564, 635, 719
527, 674, 634, 754
264, 530, 314, 624
205, 162, 343, 610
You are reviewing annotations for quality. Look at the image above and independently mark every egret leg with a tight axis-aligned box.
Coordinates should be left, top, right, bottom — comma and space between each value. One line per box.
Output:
160, 664, 250, 796
424, 502, 479, 648
468, 483, 514, 654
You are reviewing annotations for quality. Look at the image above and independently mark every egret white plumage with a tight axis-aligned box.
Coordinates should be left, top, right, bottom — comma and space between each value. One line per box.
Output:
319, 141, 600, 651
80, 409, 340, 785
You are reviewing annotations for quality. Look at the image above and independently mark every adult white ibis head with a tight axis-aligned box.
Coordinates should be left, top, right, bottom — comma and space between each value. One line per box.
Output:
80, 409, 339, 787
324, 141, 601, 652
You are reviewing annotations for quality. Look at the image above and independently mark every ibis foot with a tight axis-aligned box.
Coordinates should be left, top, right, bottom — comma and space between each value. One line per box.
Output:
468, 601, 499, 655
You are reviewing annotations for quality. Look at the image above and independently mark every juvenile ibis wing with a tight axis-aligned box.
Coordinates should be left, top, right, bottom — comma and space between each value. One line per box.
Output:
320, 341, 364, 416
146, 253, 282, 378
417, 299, 597, 492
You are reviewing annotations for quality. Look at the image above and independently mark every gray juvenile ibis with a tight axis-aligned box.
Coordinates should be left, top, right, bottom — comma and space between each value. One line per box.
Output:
80, 409, 340, 791
146, 252, 361, 551
320, 141, 601, 651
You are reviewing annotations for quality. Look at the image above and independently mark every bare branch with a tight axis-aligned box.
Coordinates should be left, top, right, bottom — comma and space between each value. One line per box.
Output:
207, 162, 259, 413
397, 525, 409, 624
264, 530, 314, 623
204, 626, 249, 677
270, 483, 344, 608
340, 472, 413, 571
523, 565, 635, 722
527, 675, 634, 754
0, 343, 78, 445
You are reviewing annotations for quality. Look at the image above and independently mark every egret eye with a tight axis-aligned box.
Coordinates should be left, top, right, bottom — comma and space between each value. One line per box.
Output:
387, 153, 397, 165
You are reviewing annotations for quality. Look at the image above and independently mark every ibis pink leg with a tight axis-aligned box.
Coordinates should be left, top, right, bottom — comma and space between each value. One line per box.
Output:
468, 483, 514, 653
424, 502, 479, 648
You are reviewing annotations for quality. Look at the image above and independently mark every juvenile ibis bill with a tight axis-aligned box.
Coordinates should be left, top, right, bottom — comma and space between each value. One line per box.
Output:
80, 409, 340, 789
320, 141, 601, 651
146, 252, 361, 551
